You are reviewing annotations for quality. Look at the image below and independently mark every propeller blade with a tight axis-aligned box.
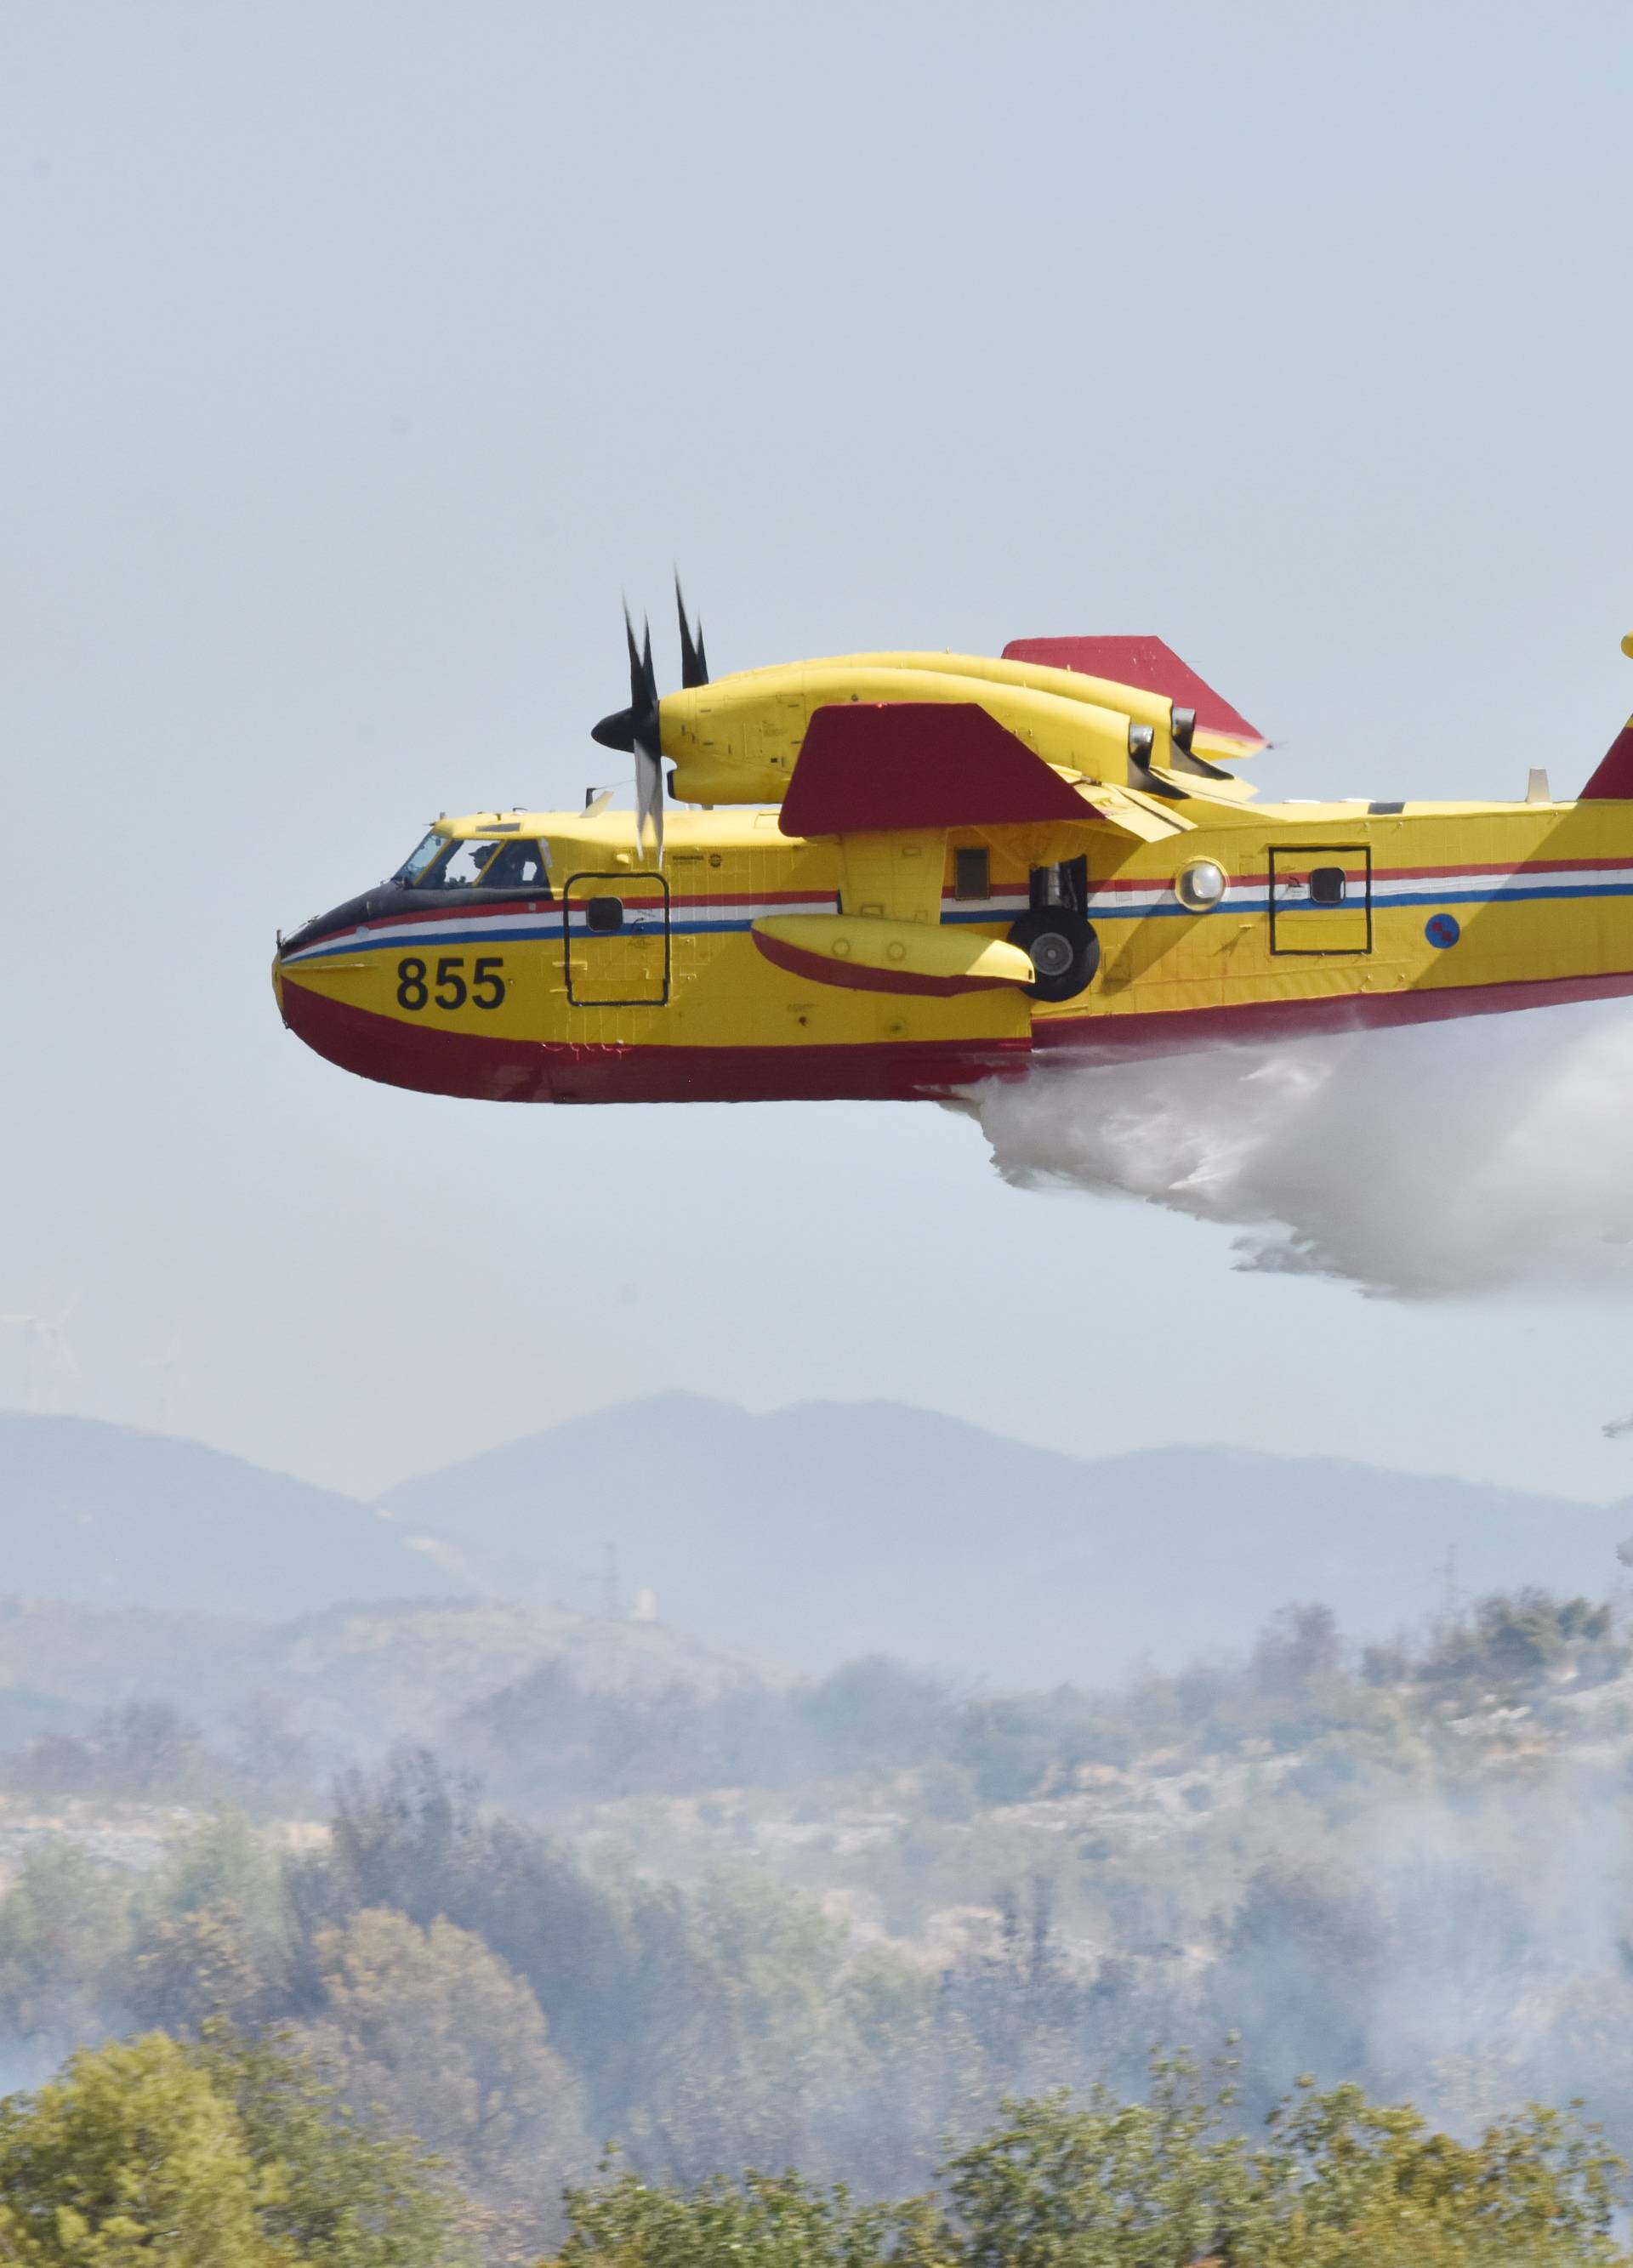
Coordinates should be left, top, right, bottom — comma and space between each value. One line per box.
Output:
592, 601, 651, 750
589, 600, 667, 857
634, 742, 663, 861
633, 616, 663, 861
640, 615, 657, 713
675, 573, 709, 690
626, 602, 648, 703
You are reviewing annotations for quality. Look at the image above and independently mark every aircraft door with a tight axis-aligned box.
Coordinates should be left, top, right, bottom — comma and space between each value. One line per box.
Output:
563, 872, 671, 1006
1267, 845, 1372, 956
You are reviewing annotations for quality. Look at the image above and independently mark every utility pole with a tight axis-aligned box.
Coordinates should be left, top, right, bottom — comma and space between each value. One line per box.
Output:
1437, 1544, 1460, 1625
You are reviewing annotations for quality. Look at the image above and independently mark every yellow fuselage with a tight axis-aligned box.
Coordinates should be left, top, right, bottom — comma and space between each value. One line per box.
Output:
274, 792, 1633, 1106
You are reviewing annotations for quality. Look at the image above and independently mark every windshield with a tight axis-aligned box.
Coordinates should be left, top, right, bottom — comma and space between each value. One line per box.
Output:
394, 833, 552, 891
422, 839, 502, 888
394, 830, 449, 884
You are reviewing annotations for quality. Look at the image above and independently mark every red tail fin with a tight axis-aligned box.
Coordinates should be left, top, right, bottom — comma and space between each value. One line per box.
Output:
1581, 721, 1633, 799
1001, 635, 1266, 752
1579, 636, 1633, 797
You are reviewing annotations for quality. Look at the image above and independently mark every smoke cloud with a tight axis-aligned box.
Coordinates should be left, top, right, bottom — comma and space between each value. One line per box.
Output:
969, 1004, 1633, 1297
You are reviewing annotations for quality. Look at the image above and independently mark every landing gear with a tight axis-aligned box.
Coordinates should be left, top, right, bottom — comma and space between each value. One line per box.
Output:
1008, 907, 1100, 1002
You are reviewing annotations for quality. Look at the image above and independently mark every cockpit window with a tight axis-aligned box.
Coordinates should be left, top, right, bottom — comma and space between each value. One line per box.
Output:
395, 831, 450, 885
479, 839, 551, 893
429, 839, 503, 889
395, 833, 551, 891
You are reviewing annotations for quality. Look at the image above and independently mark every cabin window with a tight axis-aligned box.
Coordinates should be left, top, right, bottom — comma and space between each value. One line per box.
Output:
478, 838, 551, 892
954, 848, 991, 902
585, 895, 623, 932
1309, 866, 1347, 905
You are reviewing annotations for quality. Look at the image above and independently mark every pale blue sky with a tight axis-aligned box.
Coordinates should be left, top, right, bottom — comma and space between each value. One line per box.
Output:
3, 0, 1633, 1499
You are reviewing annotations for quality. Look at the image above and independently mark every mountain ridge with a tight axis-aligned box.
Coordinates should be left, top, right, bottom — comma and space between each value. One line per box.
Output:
5, 1401, 1630, 1683
0, 1411, 457, 1620
378, 1394, 1633, 1680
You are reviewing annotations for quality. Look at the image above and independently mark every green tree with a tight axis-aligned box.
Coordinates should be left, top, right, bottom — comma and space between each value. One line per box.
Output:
0, 1843, 133, 2049
199, 2022, 471, 2267
557, 2163, 947, 2268
0, 2031, 265, 2266
0, 2025, 468, 2267
304, 1907, 585, 2249
127, 1904, 275, 2034
1418, 1588, 1622, 1699
136, 1805, 288, 1944
125, 1806, 291, 2031
1246, 2081, 1628, 2268
554, 2069, 1632, 2268
9, 1702, 218, 1808
942, 2064, 1257, 2268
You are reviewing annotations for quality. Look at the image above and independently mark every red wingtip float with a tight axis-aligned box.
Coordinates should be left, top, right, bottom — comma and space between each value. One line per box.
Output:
273, 612, 1633, 1105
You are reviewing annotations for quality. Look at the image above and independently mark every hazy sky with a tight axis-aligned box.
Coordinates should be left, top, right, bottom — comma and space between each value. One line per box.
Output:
5, 0, 1633, 1502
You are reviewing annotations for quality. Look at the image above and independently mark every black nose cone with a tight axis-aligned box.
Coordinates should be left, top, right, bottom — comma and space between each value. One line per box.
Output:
592, 708, 635, 752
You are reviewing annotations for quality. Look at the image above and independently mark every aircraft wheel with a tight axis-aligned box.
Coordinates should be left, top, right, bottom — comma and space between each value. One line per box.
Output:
1008, 907, 1101, 1002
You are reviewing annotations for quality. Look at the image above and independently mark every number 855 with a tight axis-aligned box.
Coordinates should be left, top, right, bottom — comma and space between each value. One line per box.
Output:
396, 955, 505, 1011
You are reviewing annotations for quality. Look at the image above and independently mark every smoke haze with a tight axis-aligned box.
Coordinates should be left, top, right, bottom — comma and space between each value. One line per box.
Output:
971, 1004, 1633, 1297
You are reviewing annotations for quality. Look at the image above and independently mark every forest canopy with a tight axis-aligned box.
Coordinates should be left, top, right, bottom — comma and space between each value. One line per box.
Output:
0, 2034, 1623, 2268
0, 1587, 1629, 2262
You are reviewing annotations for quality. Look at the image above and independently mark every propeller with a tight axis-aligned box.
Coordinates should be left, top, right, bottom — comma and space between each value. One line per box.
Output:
589, 580, 711, 862
591, 605, 664, 859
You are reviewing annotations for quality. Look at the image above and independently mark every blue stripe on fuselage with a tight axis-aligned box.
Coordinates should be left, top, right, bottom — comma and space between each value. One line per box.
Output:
282, 876, 1633, 967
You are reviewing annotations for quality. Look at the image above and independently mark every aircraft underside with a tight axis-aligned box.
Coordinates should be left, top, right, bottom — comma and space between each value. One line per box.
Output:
277, 958, 1633, 1106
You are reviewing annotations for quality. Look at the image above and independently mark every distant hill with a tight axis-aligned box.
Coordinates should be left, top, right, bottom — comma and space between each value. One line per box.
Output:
6, 1403, 1632, 1688
0, 1413, 458, 1619
379, 1394, 1633, 1683
0, 1594, 754, 1756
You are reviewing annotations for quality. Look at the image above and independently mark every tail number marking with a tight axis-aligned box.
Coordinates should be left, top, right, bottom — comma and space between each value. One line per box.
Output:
395, 955, 507, 1012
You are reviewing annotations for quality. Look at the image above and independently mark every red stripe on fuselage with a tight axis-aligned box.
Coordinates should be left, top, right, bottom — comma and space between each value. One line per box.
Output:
292, 855, 1633, 957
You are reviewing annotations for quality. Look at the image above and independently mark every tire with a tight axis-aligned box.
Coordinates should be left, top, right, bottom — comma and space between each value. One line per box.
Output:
1007, 907, 1101, 1003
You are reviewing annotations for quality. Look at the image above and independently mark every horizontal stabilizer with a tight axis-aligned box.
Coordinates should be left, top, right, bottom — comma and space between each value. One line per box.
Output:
779, 702, 1090, 837
1001, 635, 1266, 753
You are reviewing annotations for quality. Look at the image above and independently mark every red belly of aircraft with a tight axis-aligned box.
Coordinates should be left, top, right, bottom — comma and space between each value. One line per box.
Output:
280, 958, 1633, 1106
277, 978, 1033, 1104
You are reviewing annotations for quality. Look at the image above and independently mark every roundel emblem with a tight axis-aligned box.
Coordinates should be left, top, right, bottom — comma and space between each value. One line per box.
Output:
1425, 912, 1460, 949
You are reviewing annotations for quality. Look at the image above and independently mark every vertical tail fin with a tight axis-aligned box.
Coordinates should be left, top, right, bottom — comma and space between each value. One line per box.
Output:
1579, 634, 1633, 799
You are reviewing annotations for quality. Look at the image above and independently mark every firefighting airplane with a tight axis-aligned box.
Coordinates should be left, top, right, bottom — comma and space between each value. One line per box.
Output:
272, 594, 1633, 1105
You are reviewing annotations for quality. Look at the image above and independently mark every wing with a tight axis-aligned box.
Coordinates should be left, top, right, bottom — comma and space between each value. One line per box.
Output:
777, 701, 1194, 844
754, 701, 1192, 998
777, 702, 1092, 835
